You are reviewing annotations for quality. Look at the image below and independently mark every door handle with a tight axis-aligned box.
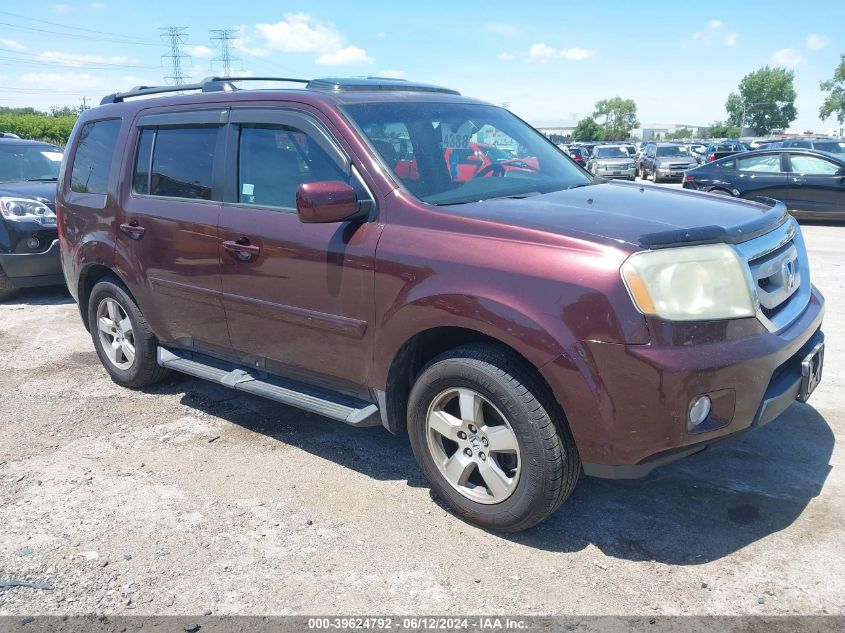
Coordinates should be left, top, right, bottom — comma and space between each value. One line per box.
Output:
222, 238, 261, 261
792, 177, 805, 184
119, 222, 145, 240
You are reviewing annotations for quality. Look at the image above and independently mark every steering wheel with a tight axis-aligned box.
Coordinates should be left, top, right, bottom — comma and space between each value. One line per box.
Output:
473, 163, 506, 178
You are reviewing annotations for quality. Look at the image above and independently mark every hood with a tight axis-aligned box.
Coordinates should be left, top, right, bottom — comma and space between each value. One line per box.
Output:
0, 180, 58, 205
449, 180, 788, 249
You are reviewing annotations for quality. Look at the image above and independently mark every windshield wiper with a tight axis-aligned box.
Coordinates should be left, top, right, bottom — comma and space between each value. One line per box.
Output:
26, 178, 58, 182
566, 182, 594, 190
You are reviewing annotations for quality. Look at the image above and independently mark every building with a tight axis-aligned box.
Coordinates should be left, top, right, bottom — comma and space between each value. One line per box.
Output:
632, 123, 710, 141
530, 120, 579, 138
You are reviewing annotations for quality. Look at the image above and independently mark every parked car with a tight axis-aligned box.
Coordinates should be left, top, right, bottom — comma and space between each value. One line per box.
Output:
0, 137, 64, 301
567, 146, 587, 166
704, 140, 748, 163
638, 142, 699, 182
683, 148, 845, 220
777, 138, 845, 154
587, 144, 636, 180
60, 76, 825, 532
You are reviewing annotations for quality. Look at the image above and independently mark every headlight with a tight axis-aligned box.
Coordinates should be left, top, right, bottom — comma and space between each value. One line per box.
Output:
621, 244, 755, 321
0, 197, 56, 225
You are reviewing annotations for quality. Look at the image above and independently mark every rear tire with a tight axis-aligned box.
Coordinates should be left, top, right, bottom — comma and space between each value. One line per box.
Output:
407, 343, 581, 532
651, 168, 660, 183
88, 277, 169, 388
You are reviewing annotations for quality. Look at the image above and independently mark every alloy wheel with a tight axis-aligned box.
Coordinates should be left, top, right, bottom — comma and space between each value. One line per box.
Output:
96, 297, 136, 370
425, 387, 521, 504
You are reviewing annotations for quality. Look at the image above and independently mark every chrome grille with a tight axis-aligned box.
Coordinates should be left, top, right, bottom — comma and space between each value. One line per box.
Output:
734, 218, 811, 333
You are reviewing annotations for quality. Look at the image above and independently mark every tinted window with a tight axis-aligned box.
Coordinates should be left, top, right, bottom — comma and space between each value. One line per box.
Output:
656, 146, 685, 157
71, 119, 121, 194
789, 154, 840, 175
133, 129, 154, 194
150, 127, 218, 200
238, 124, 346, 209
737, 154, 782, 173
813, 141, 845, 154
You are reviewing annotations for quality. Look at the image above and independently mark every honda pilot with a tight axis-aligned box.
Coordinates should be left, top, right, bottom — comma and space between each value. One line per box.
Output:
58, 77, 825, 531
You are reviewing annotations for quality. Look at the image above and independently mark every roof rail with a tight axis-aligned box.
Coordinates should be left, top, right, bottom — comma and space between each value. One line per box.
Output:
100, 76, 310, 104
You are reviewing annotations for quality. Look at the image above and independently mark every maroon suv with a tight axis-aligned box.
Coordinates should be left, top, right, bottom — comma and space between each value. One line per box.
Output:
58, 77, 825, 531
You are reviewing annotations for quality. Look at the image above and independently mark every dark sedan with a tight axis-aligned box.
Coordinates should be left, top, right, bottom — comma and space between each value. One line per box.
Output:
683, 148, 845, 220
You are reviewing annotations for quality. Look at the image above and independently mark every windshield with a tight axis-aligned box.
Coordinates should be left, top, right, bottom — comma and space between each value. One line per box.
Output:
0, 144, 62, 183
595, 147, 628, 158
656, 146, 687, 157
344, 102, 591, 205
814, 141, 845, 154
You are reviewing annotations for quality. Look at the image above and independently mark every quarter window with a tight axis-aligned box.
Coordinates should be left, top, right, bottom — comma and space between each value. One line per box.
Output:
789, 154, 839, 175
70, 119, 121, 194
737, 154, 782, 173
237, 124, 346, 209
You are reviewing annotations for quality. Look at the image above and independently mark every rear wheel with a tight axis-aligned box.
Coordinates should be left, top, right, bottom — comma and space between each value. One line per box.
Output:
407, 343, 581, 532
651, 167, 660, 183
88, 277, 169, 388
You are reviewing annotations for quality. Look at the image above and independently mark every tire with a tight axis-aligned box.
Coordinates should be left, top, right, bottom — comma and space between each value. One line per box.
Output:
88, 277, 169, 388
651, 167, 660, 183
0, 268, 18, 302
708, 188, 733, 196
407, 343, 581, 532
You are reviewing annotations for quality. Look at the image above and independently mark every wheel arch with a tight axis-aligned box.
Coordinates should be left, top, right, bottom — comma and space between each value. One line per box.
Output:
76, 263, 132, 331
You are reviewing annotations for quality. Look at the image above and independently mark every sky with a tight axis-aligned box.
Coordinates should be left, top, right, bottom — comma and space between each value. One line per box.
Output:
0, 1, 843, 133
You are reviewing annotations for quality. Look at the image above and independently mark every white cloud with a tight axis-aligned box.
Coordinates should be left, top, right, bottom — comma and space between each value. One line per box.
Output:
38, 50, 130, 66
806, 33, 828, 50
53, 3, 73, 13
20, 72, 109, 90
692, 19, 736, 46
250, 13, 372, 65
496, 52, 515, 61
559, 47, 596, 60
316, 45, 372, 66
706, 19, 724, 29
724, 33, 738, 46
771, 48, 802, 68
378, 69, 405, 79
183, 44, 213, 58
90, 2, 106, 8
0, 38, 26, 52
528, 43, 595, 62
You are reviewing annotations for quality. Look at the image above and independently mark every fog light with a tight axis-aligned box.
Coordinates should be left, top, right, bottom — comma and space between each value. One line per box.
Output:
27, 236, 41, 250
688, 395, 712, 429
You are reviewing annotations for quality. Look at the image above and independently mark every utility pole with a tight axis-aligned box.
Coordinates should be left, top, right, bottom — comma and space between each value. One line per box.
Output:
160, 27, 191, 86
210, 29, 240, 77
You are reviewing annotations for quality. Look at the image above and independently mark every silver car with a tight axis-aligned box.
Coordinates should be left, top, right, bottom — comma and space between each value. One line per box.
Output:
587, 145, 637, 180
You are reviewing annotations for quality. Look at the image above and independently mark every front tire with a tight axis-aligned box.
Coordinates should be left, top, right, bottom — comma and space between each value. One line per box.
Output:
0, 269, 18, 302
407, 344, 580, 532
88, 277, 169, 388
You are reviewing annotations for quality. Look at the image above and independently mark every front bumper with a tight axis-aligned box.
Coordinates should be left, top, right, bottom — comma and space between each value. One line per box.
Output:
595, 166, 636, 178
0, 239, 64, 289
543, 286, 825, 479
656, 165, 696, 178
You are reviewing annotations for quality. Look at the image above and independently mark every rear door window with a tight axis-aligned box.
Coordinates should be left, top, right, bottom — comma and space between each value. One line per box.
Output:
131, 126, 220, 200
70, 118, 121, 194
737, 154, 782, 173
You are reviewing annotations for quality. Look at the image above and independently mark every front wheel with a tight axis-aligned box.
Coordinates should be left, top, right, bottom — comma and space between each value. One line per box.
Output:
0, 269, 17, 302
88, 277, 169, 388
407, 344, 581, 532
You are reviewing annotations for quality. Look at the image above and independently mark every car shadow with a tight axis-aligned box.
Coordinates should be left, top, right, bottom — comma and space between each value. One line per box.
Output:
150, 374, 833, 565
2, 285, 73, 306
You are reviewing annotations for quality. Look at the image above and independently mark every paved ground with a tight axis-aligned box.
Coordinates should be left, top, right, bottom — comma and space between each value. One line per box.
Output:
0, 219, 842, 616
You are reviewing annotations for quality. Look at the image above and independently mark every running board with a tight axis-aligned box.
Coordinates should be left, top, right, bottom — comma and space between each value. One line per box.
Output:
157, 347, 380, 427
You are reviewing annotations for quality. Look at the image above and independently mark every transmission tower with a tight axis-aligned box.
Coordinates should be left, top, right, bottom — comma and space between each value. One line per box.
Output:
160, 27, 191, 85
210, 29, 240, 77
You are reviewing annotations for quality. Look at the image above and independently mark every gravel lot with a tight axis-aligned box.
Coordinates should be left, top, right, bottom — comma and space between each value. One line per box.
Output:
0, 219, 842, 616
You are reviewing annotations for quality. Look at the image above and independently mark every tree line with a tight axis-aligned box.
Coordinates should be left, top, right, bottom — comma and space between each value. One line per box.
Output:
0, 105, 88, 146
563, 54, 845, 142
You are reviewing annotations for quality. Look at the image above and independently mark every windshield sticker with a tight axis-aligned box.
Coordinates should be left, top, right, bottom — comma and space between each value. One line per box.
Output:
41, 151, 63, 162
242, 183, 255, 196
440, 122, 474, 149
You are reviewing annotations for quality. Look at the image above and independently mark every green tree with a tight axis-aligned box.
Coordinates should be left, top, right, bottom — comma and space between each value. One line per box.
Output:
707, 121, 741, 138
668, 127, 694, 140
571, 117, 603, 142
0, 106, 79, 145
819, 52, 845, 124
725, 66, 797, 134
593, 97, 639, 141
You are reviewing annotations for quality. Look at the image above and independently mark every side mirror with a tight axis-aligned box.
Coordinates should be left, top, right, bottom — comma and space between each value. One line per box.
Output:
837, 166, 845, 176
296, 181, 363, 224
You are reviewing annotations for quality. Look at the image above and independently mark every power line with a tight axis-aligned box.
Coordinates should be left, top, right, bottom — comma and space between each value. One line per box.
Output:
0, 21, 158, 46
0, 10, 157, 44
160, 27, 191, 86
209, 29, 240, 77
0, 49, 158, 70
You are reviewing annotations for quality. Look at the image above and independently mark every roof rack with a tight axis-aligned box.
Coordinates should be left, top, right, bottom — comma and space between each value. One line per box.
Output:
100, 75, 460, 105
100, 76, 310, 104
